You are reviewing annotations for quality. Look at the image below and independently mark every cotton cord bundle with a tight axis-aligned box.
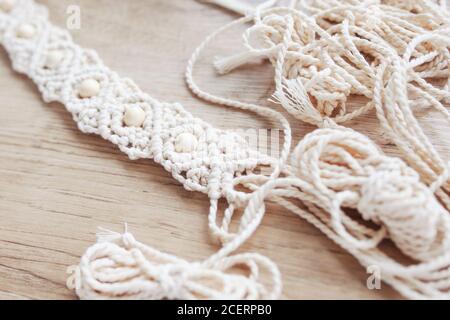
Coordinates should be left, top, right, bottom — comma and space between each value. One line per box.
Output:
288, 127, 450, 258
66, 226, 281, 300
275, 126, 450, 299
209, 123, 450, 299
213, 1, 450, 205
186, 0, 450, 299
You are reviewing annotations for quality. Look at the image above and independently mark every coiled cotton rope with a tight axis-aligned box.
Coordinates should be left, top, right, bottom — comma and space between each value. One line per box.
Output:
66, 226, 281, 300
214, 1, 450, 205
65, 0, 450, 299
185, 0, 450, 299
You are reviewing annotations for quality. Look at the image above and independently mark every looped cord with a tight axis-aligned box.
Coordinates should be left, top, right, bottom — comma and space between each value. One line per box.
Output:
185, 5, 294, 247
214, 3, 450, 204
66, 226, 281, 300
289, 126, 450, 258
1, 0, 284, 300
185, 0, 450, 298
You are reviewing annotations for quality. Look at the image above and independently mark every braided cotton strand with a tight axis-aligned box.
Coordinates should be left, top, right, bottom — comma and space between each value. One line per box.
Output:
0, 0, 283, 300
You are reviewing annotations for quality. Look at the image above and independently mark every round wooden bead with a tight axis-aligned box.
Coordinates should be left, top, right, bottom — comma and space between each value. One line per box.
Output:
44, 50, 64, 69
175, 133, 198, 153
123, 106, 146, 127
78, 79, 100, 98
17, 23, 36, 39
0, 0, 15, 12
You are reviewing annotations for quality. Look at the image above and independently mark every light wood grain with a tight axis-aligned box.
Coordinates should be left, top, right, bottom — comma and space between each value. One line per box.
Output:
0, 0, 448, 300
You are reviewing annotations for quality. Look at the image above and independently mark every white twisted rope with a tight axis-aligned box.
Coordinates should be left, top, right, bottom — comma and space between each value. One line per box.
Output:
0, 0, 283, 300
186, 0, 450, 299
2, 0, 450, 300
66, 226, 281, 300
200, 0, 279, 15
214, 2, 450, 201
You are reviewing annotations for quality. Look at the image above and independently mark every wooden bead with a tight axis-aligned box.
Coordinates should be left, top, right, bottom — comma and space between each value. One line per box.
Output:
44, 50, 64, 69
0, 0, 15, 12
78, 79, 100, 98
175, 133, 198, 153
17, 23, 36, 39
123, 106, 146, 127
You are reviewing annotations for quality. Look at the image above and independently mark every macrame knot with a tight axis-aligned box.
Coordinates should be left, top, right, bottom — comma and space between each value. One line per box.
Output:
66, 227, 281, 300
292, 127, 450, 261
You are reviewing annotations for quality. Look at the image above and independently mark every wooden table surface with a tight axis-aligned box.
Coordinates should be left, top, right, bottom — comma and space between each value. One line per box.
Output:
0, 0, 448, 300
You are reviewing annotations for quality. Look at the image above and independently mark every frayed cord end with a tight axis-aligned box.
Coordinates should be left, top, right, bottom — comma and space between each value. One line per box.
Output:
200, 0, 254, 16
96, 223, 129, 243
214, 50, 268, 75
272, 77, 324, 126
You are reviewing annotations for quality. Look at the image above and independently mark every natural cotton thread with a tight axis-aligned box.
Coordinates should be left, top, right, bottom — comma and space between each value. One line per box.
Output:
213, 1, 450, 204
1, 0, 450, 300
186, 0, 450, 299
1, 0, 283, 300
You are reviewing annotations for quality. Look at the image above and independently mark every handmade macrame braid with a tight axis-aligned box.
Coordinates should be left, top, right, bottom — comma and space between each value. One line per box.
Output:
1, 0, 450, 299
1, 0, 285, 300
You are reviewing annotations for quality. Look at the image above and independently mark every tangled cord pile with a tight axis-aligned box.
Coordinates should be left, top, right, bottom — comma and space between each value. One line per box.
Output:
65, 226, 281, 299
214, 0, 450, 200
1, 0, 450, 299
189, 0, 450, 299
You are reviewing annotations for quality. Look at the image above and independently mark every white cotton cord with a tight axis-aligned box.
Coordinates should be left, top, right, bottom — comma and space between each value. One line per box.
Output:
200, 0, 255, 15
373, 58, 450, 210
290, 126, 450, 261
214, 46, 277, 75
186, 7, 306, 190
216, 2, 450, 197
1, 0, 283, 300
271, 12, 327, 126
207, 123, 450, 299
200, 0, 279, 15
184, 14, 302, 301
66, 226, 281, 300
430, 161, 450, 193
192, 0, 450, 299
186, 14, 292, 180
281, 127, 450, 299
4, 0, 450, 300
